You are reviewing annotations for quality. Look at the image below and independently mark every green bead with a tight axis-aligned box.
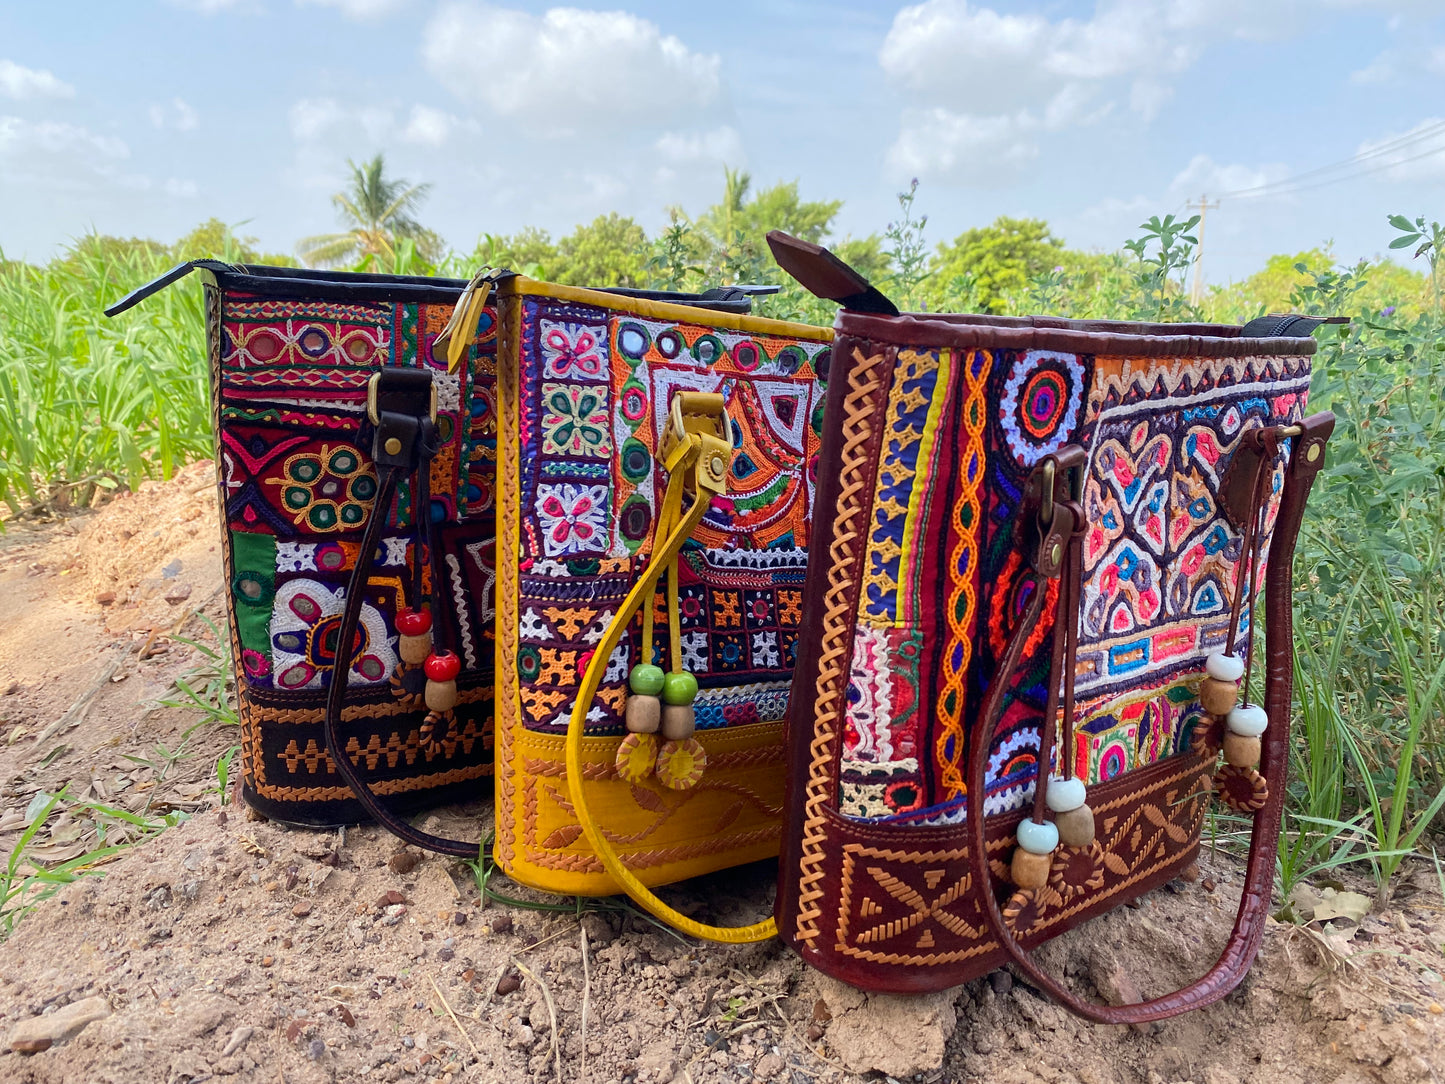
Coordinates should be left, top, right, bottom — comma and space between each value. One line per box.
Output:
662, 670, 698, 705
629, 664, 665, 696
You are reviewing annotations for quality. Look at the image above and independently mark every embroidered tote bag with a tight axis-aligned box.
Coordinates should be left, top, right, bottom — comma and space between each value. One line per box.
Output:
767, 233, 1335, 1019
106, 262, 504, 826
484, 275, 833, 921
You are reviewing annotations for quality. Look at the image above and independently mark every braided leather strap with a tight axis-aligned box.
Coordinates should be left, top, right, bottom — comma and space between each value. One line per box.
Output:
965, 413, 1334, 1023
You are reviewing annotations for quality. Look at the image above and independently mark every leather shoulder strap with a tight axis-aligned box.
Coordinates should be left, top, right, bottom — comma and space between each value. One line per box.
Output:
766, 231, 898, 315
966, 411, 1335, 1023
103, 260, 236, 317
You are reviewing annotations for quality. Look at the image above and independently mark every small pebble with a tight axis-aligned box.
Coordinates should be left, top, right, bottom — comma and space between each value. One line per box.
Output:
260, 956, 274, 968
438, 948, 454, 962
989, 969, 1013, 995
402, 1036, 415, 1049
388, 851, 420, 874
805, 1024, 824, 1042
452, 912, 467, 926
293, 902, 312, 918
491, 914, 513, 934
496, 973, 521, 996
309, 1038, 325, 1060
377, 890, 406, 907
1203, 878, 1217, 893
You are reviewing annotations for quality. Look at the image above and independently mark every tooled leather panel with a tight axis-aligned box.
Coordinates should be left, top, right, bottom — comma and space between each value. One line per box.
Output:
778, 338, 896, 940
789, 751, 1212, 993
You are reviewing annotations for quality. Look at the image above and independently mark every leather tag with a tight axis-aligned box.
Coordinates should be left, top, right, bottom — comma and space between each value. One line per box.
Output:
1220, 440, 1264, 533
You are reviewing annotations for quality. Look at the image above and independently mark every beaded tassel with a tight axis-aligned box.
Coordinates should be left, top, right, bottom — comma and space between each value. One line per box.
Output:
1046, 775, 1095, 848
391, 608, 432, 707
1010, 818, 1059, 890
625, 664, 664, 734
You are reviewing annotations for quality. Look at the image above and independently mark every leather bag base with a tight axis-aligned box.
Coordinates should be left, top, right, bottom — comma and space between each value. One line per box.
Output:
783, 751, 1209, 993
499, 722, 785, 896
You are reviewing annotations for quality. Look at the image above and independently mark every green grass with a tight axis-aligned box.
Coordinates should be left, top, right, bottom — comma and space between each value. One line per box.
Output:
2, 788, 185, 938
0, 238, 211, 516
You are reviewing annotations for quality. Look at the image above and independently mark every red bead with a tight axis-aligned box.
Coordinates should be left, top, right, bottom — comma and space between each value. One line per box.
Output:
396, 608, 433, 636
424, 651, 461, 681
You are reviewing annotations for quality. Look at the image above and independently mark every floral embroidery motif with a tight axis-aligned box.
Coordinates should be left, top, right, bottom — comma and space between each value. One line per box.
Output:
534, 483, 609, 556
540, 382, 612, 458
540, 320, 607, 380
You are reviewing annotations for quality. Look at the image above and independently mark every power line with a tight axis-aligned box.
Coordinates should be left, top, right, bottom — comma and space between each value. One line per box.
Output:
1222, 119, 1445, 200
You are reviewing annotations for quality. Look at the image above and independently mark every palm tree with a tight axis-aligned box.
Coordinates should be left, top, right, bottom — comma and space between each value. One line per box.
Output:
297, 154, 435, 268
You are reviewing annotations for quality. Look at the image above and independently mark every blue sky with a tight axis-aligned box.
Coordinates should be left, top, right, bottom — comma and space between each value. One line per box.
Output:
1, 0, 1442, 285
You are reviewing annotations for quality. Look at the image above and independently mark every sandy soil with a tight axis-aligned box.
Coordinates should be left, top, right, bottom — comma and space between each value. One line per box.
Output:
1, 468, 1443, 1084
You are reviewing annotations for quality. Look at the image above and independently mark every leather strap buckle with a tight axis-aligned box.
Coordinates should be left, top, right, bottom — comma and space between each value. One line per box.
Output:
367, 369, 438, 471
660, 391, 731, 498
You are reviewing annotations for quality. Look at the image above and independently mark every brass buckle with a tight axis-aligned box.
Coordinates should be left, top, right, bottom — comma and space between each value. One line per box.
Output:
367, 371, 437, 426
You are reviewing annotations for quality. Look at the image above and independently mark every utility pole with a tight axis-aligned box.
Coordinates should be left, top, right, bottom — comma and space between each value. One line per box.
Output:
1188, 195, 1220, 306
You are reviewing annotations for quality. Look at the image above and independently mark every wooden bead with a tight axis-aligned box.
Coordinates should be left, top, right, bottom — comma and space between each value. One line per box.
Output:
399, 633, 432, 666
1054, 805, 1096, 847
425, 678, 458, 712
1223, 732, 1261, 769
661, 703, 695, 741
1011, 847, 1052, 890
1198, 676, 1239, 716
625, 695, 661, 734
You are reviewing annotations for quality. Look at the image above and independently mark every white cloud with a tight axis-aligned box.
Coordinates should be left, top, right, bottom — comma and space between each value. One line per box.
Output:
422, 3, 721, 135
402, 105, 460, 146
0, 116, 127, 162
0, 116, 142, 195
169, 0, 257, 12
877, 0, 1429, 183
887, 108, 1040, 183
654, 125, 744, 166
149, 98, 199, 132
297, 0, 410, 17
1356, 118, 1445, 182
164, 177, 200, 198
0, 59, 75, 101
289, 97, 394, 143
1170, 154, 1290, 198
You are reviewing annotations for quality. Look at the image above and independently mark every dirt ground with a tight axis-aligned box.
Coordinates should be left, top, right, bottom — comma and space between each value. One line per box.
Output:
1, 467, 1444, 1084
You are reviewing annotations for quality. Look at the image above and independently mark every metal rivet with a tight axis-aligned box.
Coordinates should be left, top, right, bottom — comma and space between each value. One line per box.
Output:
1305, 443, 1321, 463
384, 437, 403, 456
710, 455, 726, 478
1049, 541, 1062, 567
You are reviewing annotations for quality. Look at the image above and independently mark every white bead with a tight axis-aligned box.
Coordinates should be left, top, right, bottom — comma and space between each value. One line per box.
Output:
1206, 653, 1245, 682
1045, 775, 1087, 813
1227, 703, 1268, 737
1015, 818, 1059, 855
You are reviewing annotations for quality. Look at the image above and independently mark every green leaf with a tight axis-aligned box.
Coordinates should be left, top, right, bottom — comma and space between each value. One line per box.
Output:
1389, 235, 1421, 249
